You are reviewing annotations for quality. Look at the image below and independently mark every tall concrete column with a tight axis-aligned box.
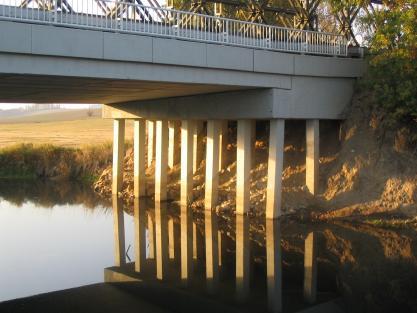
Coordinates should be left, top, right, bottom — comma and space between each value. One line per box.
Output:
134, 198, 146, 272
266, 119, 285, 219
219, 120, 228, 171
306, 120, 319, 195
304, 232, 318, 304
147, 120, 155, 168
236, 214, 250, 301
112, 196, 126, 267
180, 205, 193, 284
181, 120, 195, 206
112, 119, 125, 195
155, 201, 168, 280
134, 119, 146, 198
193, 121, 204, 173
205, 209, 219, 292
155, 120, 168, 202
266, 219, 282, 313
168, 121, 181, 169
236, 120, 253, 215
205, 120, 221, 211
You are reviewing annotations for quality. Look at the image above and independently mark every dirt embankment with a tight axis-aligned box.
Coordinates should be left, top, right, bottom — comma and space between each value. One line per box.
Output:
94, 92, 417, 222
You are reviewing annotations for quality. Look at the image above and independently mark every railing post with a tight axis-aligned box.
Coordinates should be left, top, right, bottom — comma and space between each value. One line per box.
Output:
224, 19, 229, 43
54, 0, 58, 24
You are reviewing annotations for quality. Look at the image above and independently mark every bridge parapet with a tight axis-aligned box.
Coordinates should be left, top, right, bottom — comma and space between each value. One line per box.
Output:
0, 0, 347, 57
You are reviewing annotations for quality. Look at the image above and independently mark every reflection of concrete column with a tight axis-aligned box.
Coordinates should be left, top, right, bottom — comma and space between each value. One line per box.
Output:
205, 120, 221, 211
155, 120, 168, 202
147, 120, 155, 168
306, 120, 319, 195
112, 196, 126, 267
168, 121, 181, 169
134, 119, 146, 198
193, 121, 204, 173
266, 119, 285, 219
236, 120, 253, 215
193, 222, 198, 260
236, 214, 250, 301
304, 232, 318, 304
168, 218, 175, 260
181, 120, 195, 207
180, 205, 193, 284
134, 198, 146, 272
218, 231, 225, 268
147, 212, 155, 259
112, 119, 125, 194
155, 201, 168, 280
219, 120, 228, 171
205, 209, 219, 292
266, 219, 282, 313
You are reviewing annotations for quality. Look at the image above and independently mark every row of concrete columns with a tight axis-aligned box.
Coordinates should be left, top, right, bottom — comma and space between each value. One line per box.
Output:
112, 197, 318, 312
112, 118, 320, 218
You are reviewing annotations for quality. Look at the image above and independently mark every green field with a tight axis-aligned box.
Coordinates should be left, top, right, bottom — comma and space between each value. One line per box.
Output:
0, 109, 133, 148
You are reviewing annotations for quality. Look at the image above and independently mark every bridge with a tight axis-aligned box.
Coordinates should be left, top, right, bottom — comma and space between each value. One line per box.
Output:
0, 0, 365, 218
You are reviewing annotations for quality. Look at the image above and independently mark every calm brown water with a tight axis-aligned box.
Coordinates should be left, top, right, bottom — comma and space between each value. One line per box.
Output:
0, 180, 417, 313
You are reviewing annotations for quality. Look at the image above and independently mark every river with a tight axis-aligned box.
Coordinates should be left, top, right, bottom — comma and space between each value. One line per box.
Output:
0, 179, 416, 313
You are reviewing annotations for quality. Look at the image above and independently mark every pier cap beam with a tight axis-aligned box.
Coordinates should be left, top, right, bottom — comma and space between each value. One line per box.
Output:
103, 79, 354, 121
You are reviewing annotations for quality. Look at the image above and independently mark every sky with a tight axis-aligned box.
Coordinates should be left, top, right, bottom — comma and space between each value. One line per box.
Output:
0, 103, 99, 110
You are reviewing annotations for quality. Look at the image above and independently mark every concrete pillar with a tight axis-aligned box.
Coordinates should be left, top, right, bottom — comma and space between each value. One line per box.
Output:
306, 120, 319, 195
168, 121, 181, 169
266, 119, 285, 219
219, 120, 228, 171
304, 232, 318, 304
112, 196, 126, 267
266, 219, 282, 313
236, 214, 250, 301
147, 212, 155, 259
205, 209, 219, 292
236, 120, 253, 215
134, 119, 146, 198
193, 121, 204, 173
181, 120, 195, 206
180, 205, 193, 284
155, 201, 168, 280
205, 120, 221, 211
134, 198, 146, 272
155, 120, 168, 202
112, 119, 125, 195
147, 120, 155, 168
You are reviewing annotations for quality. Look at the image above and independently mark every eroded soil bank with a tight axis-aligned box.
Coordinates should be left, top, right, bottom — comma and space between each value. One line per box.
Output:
94, 92, 417, 225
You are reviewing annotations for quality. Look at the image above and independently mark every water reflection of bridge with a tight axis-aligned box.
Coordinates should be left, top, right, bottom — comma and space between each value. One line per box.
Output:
107, 197, 327, 313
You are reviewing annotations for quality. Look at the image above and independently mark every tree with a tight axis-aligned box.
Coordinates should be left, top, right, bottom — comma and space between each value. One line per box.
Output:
363, 0, 417, 126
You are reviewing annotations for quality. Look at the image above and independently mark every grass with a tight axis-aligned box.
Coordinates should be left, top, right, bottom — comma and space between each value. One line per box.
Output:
0, 112, 133, 148
0, 142, 115, 180
365, 218, 417, 229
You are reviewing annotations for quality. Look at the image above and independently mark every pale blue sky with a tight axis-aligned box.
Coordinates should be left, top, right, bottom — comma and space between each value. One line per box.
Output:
0, 103, 98, 110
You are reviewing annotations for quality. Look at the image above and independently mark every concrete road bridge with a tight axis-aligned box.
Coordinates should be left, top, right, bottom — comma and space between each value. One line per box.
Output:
0, 0, 365, 218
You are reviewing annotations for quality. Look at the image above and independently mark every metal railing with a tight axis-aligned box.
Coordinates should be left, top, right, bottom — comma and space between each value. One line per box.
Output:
0, 0, 348, 56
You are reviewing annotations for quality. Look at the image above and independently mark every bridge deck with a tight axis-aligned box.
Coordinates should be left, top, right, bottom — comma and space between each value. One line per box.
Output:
0, 1, 347, 57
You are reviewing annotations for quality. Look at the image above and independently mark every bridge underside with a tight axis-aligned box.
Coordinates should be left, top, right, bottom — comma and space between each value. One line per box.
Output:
0, 74, 243, 104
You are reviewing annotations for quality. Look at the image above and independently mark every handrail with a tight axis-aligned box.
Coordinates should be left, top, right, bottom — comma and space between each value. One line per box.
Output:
0, 0, 348, 56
